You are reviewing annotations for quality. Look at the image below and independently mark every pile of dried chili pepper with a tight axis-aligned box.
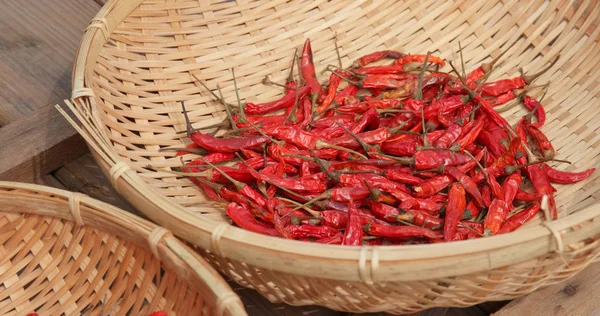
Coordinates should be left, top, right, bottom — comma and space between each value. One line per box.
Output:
168, 38, 595, 245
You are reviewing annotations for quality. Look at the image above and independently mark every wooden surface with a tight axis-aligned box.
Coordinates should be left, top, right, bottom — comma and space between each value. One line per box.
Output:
0, 104, 87, 182
0, 0, 100, 126
0, 0, 596, 315
493, 262, 600, 316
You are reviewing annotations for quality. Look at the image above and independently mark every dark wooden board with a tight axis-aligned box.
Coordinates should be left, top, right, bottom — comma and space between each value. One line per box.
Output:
0, 104, 87, 182
0, 0, 101, 126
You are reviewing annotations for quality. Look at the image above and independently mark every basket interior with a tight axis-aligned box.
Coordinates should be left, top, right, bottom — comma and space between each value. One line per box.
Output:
0, 189, 207, 316
89, 0, 600, 224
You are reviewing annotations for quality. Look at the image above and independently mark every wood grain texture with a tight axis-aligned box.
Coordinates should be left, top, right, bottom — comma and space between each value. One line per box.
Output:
0, 104, 87, 182
0, 0, 100, 126
493, 263, 600, 316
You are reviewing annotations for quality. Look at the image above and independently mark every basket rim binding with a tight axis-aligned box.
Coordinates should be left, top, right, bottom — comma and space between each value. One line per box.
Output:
0, 181, 247, 316
69, 0, 600, 283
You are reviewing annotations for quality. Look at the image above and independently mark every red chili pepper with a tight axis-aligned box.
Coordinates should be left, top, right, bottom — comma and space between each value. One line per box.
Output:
497, 203, 540, 234
412, 175, 452, 198
502, 171, 522, 206
525, 164, 557, 219
484, 199, 509, 235
527, 124, 555, 159
330, 127, 391, 150
265, 126, 320, 149
453, 118, 482, 149
523, 95, 546, 127
433, 123, 462, 148
316, 233, 343, 244
446, 166, 485, 207
245, 86, 311, 115
380, 137, 419, 157
342, 201, 363, 245
353, 64, 405, 75
477, 121, 509, 157
226, 202, 277, 236
481, 77, 526, 97
414, 150, 471, 170
465, 199, 481, 218
315, 72, 343, 114
385, 169, 423, 185
488, 90, 516, 107
481, 185, 492, 207
189, 132, 268, 153
514, 189, 542, 202
364, 222, 438, 239
274, 212, 292, 239
490, 137, 520, 169
393, 210, 444, 228
312, 114, 355, 129
395, 54, 446, 67
353, 50, 406, 67
443, 183, 466, 242
544, 165, 595, 184
288, 224, 340, 239
246, 164, 326, 193
350, 108, 381, 133
334, 84, 360, 105
474, 96, 510, 128
300, 38, 322, 96
399, 197, 443, 213
26, 313, 39, 316
187, 152, 236, 166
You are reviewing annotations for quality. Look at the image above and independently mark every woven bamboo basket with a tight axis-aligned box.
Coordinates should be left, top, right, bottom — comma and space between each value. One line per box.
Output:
65, 0, 600, 314
0, 182, 246, 316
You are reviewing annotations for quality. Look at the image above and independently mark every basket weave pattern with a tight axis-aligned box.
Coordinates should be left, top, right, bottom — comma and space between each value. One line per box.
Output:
68, 0, 600, 313
0, 183, 246, 316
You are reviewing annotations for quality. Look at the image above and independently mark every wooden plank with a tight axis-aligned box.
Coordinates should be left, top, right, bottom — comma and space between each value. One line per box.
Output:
52, 154, 139, 216
0, 0, 100, 126
0, 104, 88, 182
493, 263, 600, 316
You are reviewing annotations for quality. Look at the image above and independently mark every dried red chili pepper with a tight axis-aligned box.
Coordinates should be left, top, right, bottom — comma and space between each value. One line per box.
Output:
245, 86, 311, 115
455, 116, 485, 150
395, 54, 446, 67
342, 201, 363, 245
514, 189, 542, 202
393, 210, 443, 228
414, 150, 471, 170
544, 165, 595, 184
353, 50, 406, 67
189, 132, 268, 153
484, 199, 509, 235
525, 164, 557, 219
527, 124, 555, 159
364, 222, 438, 239
226, 202, 277, 236
434, 123, 462, 148
444, 183, 467, 242
523, 95, 546, 127
300, 38, 322, 96
502, 171, 523, 206
497, 203, 540, 234
288, 224, 340, 239
446, 166, 485, 207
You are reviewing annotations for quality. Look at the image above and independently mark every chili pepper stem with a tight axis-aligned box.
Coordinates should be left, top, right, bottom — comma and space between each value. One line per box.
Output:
334, 34, 343, 69
458, 41, 467, 80
180, 103, 195, 137
287, 48, 298, 84
336, 122, 372, 153
200, 157, 246, 191
309, 148, 340, 182
463, 150, 489, 180
278, 197, 320, 217
159, 147, 208, 155
262, 76, 289, 89
414, 51, 431, 100
523, 55, 560, 84
449, 60, 475, 100
292, 192, 330, 211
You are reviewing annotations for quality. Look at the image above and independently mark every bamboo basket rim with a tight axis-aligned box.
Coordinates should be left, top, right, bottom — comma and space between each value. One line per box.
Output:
68, 0, 600, 283
0, 181, 247, 316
